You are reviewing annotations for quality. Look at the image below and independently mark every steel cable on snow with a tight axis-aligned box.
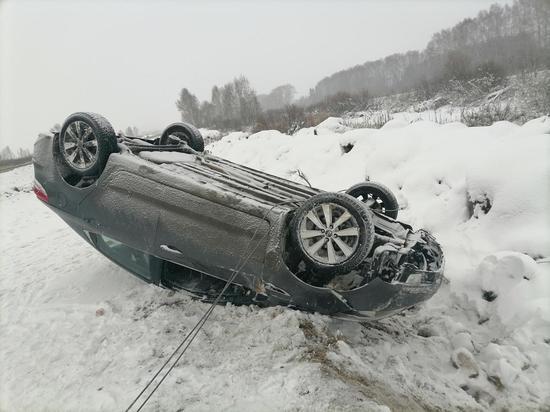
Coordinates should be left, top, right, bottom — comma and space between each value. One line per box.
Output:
124, 199, 303, 412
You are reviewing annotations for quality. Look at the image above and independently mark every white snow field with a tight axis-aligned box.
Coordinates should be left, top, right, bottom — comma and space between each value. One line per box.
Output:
1, 117, 549, 411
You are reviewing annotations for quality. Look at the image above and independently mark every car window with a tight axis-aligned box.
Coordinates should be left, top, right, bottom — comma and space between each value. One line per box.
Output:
94, 233, 158, 282
162, 261, 253, 304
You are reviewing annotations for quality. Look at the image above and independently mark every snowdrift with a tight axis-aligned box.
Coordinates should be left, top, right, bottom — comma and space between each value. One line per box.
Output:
210, 116, 550, 406
1, 117, 549, 410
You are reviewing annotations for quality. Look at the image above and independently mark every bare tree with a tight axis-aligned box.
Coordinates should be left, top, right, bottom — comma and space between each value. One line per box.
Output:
125, 126, 139, 136
257, 84, 296, 110
176, 88, 200, 125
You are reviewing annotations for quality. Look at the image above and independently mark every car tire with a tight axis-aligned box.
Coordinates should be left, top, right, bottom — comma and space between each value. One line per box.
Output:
160, 122, 204, 152
58, 112, 118, 177
290, 192, 375, 276
346, 181, 399, 219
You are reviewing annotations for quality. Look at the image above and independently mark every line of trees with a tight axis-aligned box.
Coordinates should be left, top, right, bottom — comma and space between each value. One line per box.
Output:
0, 146, 32, 170
176, 76, 262, 130
176, 79, 300, 130
0, 146, 32, 161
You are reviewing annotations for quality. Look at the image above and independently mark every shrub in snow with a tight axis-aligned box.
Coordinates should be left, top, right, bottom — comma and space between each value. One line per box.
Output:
460, 103, 524, 126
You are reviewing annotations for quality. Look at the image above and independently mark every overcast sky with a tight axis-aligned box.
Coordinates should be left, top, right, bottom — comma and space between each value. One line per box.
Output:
0, 0, 512, 150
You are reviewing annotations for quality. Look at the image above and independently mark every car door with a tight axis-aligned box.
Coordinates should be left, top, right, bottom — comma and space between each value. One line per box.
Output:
153, 182, 270, 286
80, 169, 162, 254
92, 232, 163, 283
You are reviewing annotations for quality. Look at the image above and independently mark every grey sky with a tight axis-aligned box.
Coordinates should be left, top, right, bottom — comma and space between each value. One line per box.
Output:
0, 0, 511, 150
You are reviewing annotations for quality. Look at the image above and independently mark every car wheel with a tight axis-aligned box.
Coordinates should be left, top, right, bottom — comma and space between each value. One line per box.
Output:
290, 192, 375, 276
58, 112, 117, 177
346, 181, 399, 219
160, 122, 204, 152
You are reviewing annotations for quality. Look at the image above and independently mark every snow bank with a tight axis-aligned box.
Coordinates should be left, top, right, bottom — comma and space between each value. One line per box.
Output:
0, 163, 33, 194
209, 116, 550, 408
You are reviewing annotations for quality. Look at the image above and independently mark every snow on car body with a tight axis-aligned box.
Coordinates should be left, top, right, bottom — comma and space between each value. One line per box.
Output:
32, 112, 444, 320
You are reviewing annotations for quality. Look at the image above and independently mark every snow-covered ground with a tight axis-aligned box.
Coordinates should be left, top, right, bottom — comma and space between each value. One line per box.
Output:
1, 117, 549, 411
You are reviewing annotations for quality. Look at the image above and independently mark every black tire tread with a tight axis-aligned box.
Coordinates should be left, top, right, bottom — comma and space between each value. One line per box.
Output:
58, 112, 117, 177
160, 122, 204, 152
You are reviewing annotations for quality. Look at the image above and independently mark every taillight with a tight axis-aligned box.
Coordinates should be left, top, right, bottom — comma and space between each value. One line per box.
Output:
33, 180, 49, 203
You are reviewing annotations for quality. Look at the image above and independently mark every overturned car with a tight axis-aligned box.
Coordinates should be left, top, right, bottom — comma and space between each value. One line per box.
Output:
33, 112, 444, 320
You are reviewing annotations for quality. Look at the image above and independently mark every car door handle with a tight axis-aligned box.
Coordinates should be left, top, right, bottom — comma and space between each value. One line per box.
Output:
160, 244, 183, 255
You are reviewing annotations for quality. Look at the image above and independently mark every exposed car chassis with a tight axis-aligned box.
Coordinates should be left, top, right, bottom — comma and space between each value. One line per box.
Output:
33, 113, 444, 320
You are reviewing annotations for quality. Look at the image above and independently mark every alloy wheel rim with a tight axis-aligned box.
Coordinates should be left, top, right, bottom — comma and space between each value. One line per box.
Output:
355, 192, 386, 213
62, 121, 98, 170
299, 202, 360, 264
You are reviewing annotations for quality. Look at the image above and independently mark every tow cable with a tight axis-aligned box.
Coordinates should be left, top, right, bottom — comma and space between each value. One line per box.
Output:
124, 200, 302, 412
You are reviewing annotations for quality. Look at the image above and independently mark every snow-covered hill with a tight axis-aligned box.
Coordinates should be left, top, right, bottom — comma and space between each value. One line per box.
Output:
1, 117, 549, 411
339, 70, 550, 129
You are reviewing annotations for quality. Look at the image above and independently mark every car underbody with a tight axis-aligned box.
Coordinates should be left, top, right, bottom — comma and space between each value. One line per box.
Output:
33, 113, 444, 320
